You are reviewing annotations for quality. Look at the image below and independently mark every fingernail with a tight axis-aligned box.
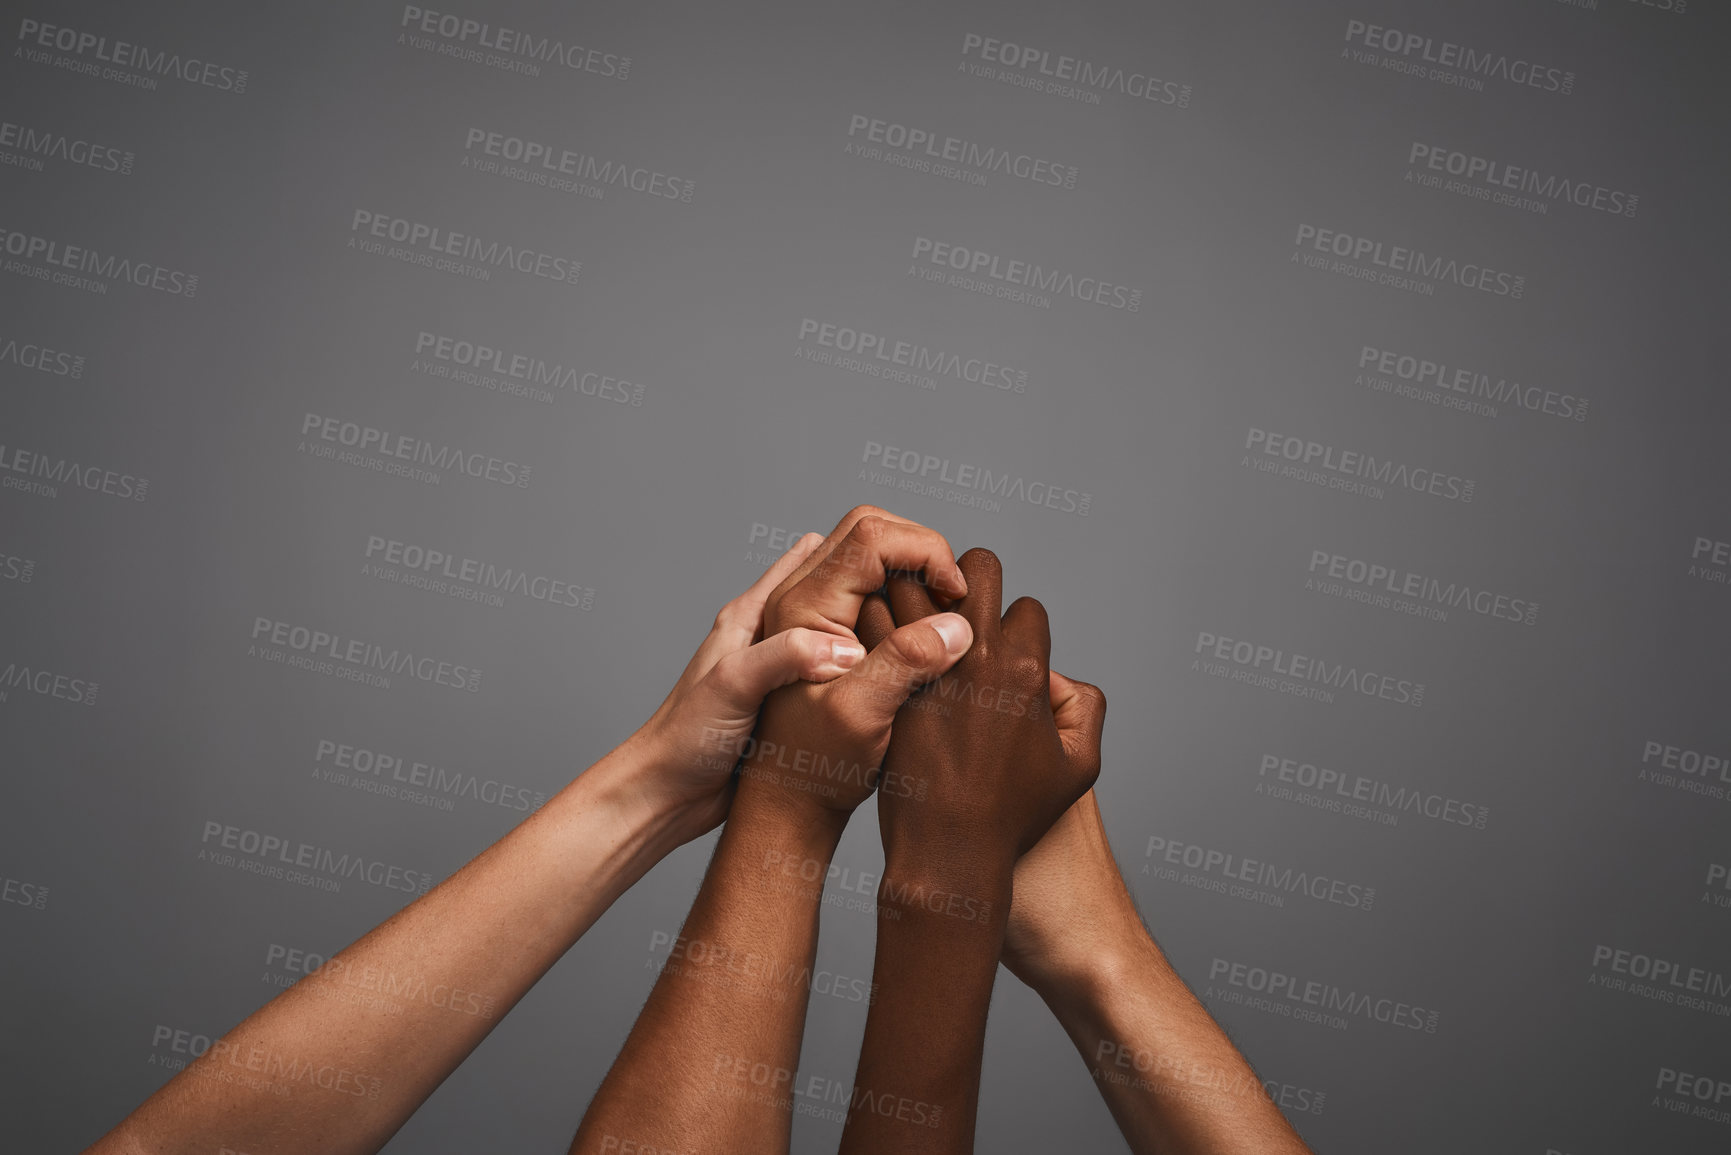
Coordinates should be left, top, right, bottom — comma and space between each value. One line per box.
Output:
830, 641, 865, 669
930, 613, 972, 655
947, 567, 969, 597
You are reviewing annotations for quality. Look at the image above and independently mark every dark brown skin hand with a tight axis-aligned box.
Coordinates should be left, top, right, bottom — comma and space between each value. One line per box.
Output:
839, 549, 1105, 1154
858, 549, 1106, 878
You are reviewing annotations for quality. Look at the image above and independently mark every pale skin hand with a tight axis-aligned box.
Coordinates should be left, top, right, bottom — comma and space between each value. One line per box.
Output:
1002, 747, 1317, 1155
570, 505, 975, 1155
84, 534, 863, 1155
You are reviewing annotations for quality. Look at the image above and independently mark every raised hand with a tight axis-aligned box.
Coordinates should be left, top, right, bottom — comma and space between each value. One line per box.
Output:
571, 506, 975, 1155
82, 533, 888, 1155
725, 506, 973, 828
839, 548, 1103, 1154
860, 551, 1105, 878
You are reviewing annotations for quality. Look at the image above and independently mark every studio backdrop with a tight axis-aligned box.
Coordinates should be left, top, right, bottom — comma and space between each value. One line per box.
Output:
3, 0, 1728, 1151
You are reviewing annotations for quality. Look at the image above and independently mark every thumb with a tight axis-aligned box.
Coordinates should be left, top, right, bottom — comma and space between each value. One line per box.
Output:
706, 627, 865, 715
846, 612, 972, 725
1049, 669, 1107, 775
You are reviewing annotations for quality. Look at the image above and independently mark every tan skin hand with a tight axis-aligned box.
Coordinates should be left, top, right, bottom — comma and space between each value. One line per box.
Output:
734, 506, 974, 824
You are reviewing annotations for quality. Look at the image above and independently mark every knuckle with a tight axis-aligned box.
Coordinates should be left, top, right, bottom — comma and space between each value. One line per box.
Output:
709, 649, 747, 688
895, 627, 947, 671
1069, 679, 1107, 717
797, 631, 841, 676
845, 503, 891, 525
849, 515, 889, 548
781, 627, 818, 665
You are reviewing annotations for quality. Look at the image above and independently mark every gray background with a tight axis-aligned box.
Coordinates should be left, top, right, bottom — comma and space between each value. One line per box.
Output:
2, 0, 1727, 1151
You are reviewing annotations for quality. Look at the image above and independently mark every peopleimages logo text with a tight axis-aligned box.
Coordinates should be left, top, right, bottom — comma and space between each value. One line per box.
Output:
399, 6, 629, 77
862, 440, 1091, 515
0, 119, 133, 174
1358, 345, 1586, 421
0, 334, 85, 378
249, 617, 482, 692
800, 319, 1027, 393
0, 661, 98, 705
350, 211, 580, 284
1343, 19, 1573, 94
364, 534, 593, 610
1208, 957, 1439, 1031
1245, 428, 1474, 503
1295, 225, 1524, 297
1407, 143, 1636, 218
1591, 944, 1731, 998
201, 821, 434, 894
847, 115, 1077, 188
0, 443, 148, 501
911, 237, 1142, 311
1195, 630, 1424, 707
960, 33, 1191, 106
16, 18, 250, 91
0, 226, 198, 296
462, 128, 693, 200
300, 413, 531, 488
413, 330, 642, 405
1144, 835, 1375, 910
1307, 549, 1538, 626
1259, 753, 1490, 830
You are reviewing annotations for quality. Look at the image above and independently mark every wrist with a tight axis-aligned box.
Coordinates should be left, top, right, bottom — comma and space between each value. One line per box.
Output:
878, 854, 1013, 930
603, 721, 754, 849
1030, 919, 1163, 1012
732, 745, 867, 834
728, 779, 853, 849
884, 840, 1015, 895
570, 741, 696, 863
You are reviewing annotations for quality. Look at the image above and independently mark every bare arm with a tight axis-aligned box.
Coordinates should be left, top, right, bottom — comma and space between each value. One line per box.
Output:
571, 506, 973, 1154
86, 535, 844, 1155
1004, 781, 1316, 1155
839, 551, 1104, 1154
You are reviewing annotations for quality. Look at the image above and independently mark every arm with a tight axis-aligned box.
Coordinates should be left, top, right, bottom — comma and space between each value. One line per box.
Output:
1003, 774, 1316, 1155
571, 506, 974, 1154
840, 550, 1104, 1154
840, 855, 1011, 1147
87, 535, 844, 1155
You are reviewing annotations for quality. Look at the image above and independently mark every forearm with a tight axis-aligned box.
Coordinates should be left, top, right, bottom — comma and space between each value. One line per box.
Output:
1036, 930, 1313, 1155
90, 742, 686, 1155
838, 865, 1012, 1154
571, 788, 846, 1155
